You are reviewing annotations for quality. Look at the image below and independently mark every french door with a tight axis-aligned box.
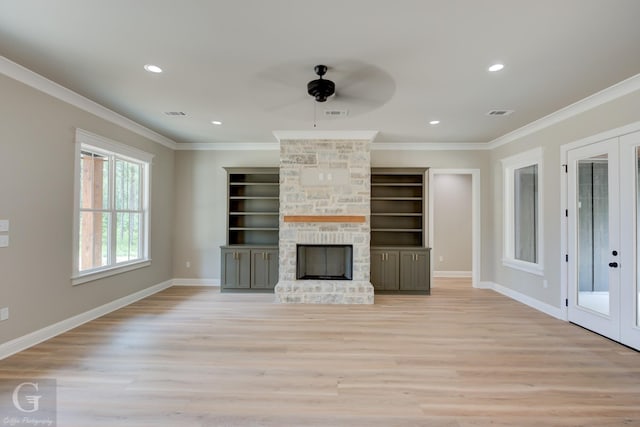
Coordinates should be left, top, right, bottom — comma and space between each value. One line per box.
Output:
567, 131, 640, 350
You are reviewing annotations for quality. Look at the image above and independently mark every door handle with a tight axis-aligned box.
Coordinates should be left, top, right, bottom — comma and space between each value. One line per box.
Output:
608, 262, 619, 268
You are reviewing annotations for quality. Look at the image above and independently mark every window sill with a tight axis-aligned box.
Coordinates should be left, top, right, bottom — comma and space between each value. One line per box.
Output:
502, 258, 544, 276
72, 259, 151, 286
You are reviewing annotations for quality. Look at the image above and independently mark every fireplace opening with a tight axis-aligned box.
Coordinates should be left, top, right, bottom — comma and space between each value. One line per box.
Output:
296, 244, 353, 280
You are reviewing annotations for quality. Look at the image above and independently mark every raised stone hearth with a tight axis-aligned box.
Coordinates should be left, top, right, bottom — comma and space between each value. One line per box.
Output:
274, 135, 375, 304
276, 280, 373, 304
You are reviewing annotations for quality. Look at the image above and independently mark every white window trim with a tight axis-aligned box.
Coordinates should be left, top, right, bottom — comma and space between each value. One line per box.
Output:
72, 129, 153, 285
501, 147, 544, 276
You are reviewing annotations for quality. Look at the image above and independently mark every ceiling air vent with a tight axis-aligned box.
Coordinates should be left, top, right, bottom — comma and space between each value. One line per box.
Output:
486, 109, 514, 117
164, 111, 187, 116
324, 109, 348, 118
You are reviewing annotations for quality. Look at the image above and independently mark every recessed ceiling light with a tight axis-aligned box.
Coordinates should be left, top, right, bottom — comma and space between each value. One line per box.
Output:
144, 64, 163, 73
488, 63, 504, 72
211, 120, 222, 125
429, 120, 440, 125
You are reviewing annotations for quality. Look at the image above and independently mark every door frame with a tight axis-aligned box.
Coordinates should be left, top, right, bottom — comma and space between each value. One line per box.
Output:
561, 120, 640, 322
428, 169, 481, 287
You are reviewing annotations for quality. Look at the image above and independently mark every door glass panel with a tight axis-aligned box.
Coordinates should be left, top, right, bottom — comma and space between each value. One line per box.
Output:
636, 148, 640, 326
577, 155, 610, 315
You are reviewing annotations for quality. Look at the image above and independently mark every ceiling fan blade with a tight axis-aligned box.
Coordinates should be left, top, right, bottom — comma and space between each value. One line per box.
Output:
264, 94, 310, 112
334, 91, 387, 107
328, 60, 396, 113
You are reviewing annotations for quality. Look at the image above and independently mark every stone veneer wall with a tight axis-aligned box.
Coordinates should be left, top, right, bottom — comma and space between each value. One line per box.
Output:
274, 139, 374, 304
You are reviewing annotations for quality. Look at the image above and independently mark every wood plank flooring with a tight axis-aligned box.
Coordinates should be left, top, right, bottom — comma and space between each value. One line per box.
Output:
1, 279, 639, 426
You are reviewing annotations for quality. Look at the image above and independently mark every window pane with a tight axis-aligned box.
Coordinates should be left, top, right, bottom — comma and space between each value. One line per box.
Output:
115, 159, 141, 210
79, 211, 109, 271
514, 164, 538, 263
115, 212, 141, 263
80, 152, 109, 209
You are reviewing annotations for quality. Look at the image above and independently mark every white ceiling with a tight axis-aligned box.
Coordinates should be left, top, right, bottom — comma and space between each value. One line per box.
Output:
1, 0, 640, 145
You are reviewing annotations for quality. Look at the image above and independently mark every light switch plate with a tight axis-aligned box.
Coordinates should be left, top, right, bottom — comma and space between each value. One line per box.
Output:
0, 220, 8, 232
0, 235, 8, 248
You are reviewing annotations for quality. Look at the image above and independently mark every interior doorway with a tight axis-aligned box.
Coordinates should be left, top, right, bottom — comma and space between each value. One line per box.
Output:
428, 169, 480, 287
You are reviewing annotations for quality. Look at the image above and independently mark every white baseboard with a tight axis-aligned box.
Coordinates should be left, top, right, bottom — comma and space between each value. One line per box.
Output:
0, 280, 173, 361
477, 281, 564, 320
433, 271, 472, 278
172, 278, 220, 287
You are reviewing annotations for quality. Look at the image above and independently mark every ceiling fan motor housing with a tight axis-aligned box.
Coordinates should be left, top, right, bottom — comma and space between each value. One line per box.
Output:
307, 65, 335, 102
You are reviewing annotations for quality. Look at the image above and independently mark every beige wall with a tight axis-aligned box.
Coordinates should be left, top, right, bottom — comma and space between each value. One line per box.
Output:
433, 174, 473, 272
0, 74, 175, 344
173, 148, 492, 281
489, 90, 640, 308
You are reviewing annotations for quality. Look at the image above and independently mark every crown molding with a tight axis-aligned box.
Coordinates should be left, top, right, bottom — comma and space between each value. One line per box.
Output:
487, 72, 640, 150
372, 142, 489, 151
0, 56, 179, 150
173, 140, 487, 151
174, 142, 280, 151
273, 130, 378, 142
172, 137, 562, 151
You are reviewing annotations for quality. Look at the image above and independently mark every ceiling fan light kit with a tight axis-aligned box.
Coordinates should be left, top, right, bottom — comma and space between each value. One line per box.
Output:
307, 65, 335, 102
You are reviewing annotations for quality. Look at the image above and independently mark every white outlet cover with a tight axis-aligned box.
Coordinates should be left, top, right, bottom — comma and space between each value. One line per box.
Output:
0, 220, 8, 232
0, 307, 8, 321
0, 235, 8, 248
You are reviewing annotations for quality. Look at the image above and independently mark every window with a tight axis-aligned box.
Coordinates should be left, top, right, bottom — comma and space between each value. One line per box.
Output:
502, 148, 544, 275
72, 129, 153, 284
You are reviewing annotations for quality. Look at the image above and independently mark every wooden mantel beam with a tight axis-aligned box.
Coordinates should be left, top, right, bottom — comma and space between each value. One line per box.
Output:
284, 215, 366, 223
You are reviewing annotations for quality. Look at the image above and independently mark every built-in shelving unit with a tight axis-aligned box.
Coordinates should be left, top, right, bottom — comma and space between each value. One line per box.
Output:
222, 168, 279, 292
226, 168, 279, 246
370, 168, 430, 294
370, 168, 426, 247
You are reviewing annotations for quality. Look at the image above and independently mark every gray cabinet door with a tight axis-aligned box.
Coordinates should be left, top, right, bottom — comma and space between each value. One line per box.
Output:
399, 250, 430, 292
370, 250, 386, 291
221, 248, 251, 289
371, 250, 399, 290
251, 249, 279, 289
384, 251, 400, 290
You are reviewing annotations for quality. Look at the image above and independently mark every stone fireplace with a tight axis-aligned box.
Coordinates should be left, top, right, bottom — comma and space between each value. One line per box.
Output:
274, 132, 375, 304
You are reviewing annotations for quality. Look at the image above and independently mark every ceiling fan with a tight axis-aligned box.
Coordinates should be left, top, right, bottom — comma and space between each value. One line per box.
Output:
253, 60, 395, 119
307, 65, 335, 102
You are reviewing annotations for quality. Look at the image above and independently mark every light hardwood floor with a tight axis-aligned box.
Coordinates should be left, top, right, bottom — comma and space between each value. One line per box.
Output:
1, 279, 640, 426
